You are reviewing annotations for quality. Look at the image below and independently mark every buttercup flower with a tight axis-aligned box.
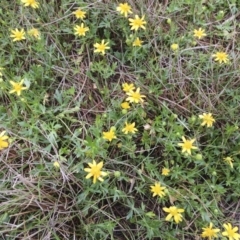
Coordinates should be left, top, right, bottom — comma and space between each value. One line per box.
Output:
126, 88, 146, 103
121, 102, 130, 110
73, 8, 86, 19
103, 128, 116, 142
171, 43, 179, 51
199, 113, 215, 127
74, 23, 89, 36
223, 157, 234, 168
150, 182, 166, 198
193, 28, 206, 39
21, 0, 39, 8
163, 206, 184, 224
133, 37, 143, 47
129, 15, 146, 31
222, 223, 240, 240
9, 79, 27, 96
122, 83, 135, 93
116, 3, 132, 17
201, 222, 220, 239
94, 40, 110, 55
122, 122, 138, 134
0, 131, 9, 150
84, 160, 107, 184
10, 29, 26, 42
162, 168, 170, 176
28, 28, 41, 39
178, 136, 197, 155
212, 51, 229, 63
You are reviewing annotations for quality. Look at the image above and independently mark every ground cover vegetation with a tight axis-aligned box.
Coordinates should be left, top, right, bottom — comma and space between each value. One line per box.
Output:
0, 0, 240, 239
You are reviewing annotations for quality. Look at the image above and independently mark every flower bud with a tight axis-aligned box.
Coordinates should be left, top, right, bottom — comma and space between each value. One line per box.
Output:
110, 126, 116, 131
53, 161, 60, 169
195, 154, 203, 161
114, 171, 121, 178
212, 171, 217, 176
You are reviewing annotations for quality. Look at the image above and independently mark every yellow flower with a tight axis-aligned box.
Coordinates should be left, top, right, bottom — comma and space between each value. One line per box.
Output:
53, 161, 60, 169
199, 113, 215, 127
9, 79, 27, 96
129, 15, 146, 31
150, 182, 166, 198
223, 157, 234, 168
122, 83, 135, 93
94, 40, 110, 55
84, 160, 107, 184
201, 222, 220, 239
116, 3, 132, 17
0, 131, 9, 150
10, 29, 26, 42
162, 168, 170, 176
103, 128, 117, 142
222, 223, 240, 240
21, 0, 39, 8
126, 88, 146, 103
193, 28, 206, 39
121, 102, 130, 109
133, 37, 143, 47
122, 122, 138, 134
74, 23, 89, 37
28, 28, 41, 39
163, 206, 184, 224
178, 136, 197, 155
73, 8, 86, 20
171, 43, 179, 51
212, 51, 229, 63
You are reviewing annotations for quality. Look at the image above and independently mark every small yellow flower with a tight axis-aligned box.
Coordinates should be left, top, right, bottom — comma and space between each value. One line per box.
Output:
150, 182, 166, 198
126, 88, 146, 103
193, 28, 207, 39
116, 3, 132, 17
199, 113, 215, 127
162, 168, 170, 176
21, 0, 39, 8
121, 102, 130, 109
9, 79, 27, 96
28, 28, 41, 39
122, 83, 135, 93
84, 160, 107, 184
74, 23, 89, 37
222, 223, 240, 240
178, 136, 197, 155
0, 131, 9, 150
73, 8, 86, 19
171, 43, 179, 51
122, 122, 137, 134
103, 128, 117, 142
10, 29, 26, 42
53, 161, 60, 169
163, 206, 184, 224
201, 222, 220, 239
223, 157, 234, 168
212, 51, 229, 63
133, 37, 143, 47
94, 40, 110, 55
129, 15, 146, 31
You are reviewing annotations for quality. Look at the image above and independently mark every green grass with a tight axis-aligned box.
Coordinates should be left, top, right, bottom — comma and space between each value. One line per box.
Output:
0, 0, 240, 239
